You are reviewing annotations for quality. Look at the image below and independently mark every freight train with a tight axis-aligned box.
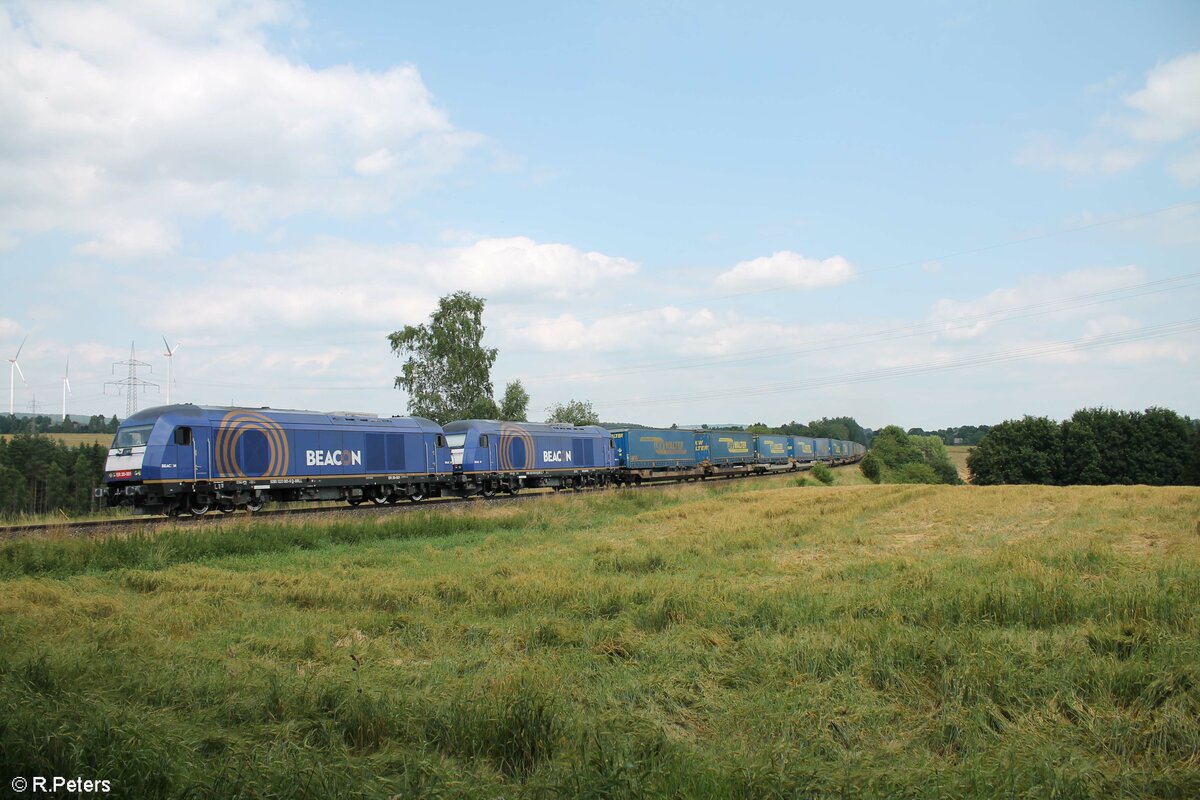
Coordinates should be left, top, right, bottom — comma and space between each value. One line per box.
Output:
100, 404, 866, 516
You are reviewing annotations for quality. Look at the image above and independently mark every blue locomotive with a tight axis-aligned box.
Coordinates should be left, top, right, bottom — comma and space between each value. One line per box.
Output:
443, 419, 617, 496
103, 404, 867, 515
101, 404, 451, 515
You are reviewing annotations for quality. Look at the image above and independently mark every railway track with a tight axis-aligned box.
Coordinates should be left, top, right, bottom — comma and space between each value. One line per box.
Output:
0, 464, 828, 541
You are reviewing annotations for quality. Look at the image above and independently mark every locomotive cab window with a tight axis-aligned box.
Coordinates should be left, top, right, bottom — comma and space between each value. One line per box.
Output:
478, 434, 489, 448
174, 427, 192, 446
113, 425, 154, 448
436, 435, 447, 448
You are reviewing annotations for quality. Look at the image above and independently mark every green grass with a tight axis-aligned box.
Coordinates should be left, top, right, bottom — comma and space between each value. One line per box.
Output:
1, 477, 1197, 798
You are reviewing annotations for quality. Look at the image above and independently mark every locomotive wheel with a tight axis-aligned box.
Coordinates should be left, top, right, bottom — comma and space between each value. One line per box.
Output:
246, 497, 264, 513
506, 486, 519, 496
219, 503, 235, 514
347, 497, 363, 507
408, 492, 425, 503
481, 486, 496, 499
370, 495, 389, 505
189, 499, 211, 516
386, 494, 399, 504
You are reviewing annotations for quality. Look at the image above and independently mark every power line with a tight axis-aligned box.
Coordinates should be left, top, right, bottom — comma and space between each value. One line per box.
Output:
588, 317, 1200, 410
524, 271, 1200, 382
523, 198, 1200, 329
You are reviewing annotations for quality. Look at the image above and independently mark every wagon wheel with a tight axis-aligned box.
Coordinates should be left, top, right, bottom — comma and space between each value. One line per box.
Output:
189, 499, 211, 516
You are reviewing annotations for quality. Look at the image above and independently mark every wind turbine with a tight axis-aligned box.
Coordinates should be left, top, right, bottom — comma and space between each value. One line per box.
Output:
8, 335, 27, 416
162, 337, 181, 405
61, 356, 72, 422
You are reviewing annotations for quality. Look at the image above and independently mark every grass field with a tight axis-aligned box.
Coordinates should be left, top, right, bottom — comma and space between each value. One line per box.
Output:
1, 472, 1197, 798
946, 445, 973, 482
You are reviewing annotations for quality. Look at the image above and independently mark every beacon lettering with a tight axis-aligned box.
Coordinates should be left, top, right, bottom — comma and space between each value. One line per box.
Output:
305, 449, 363, 467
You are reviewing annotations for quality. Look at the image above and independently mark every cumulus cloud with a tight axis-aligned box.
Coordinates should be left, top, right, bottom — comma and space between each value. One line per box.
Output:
444, 237, 639, 300
504, 306, 719, 354
1016, 50, 1200, 183
714, 251, 856, 291
143, 236, 640, 334
0, 0, 482, 259
1124, 52, 1200, 142
929, 265, 1146, 341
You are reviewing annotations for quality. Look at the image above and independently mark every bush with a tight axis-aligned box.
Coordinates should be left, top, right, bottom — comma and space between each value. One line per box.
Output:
810, 463, 834, 485
862, 427, 958, 485
890, 463, 940, 484
859, 452, 882, 483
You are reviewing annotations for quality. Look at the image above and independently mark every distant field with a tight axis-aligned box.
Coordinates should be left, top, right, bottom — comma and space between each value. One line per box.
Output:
1, 475, 1196, 798
0, 432, 111, 447
947, 444, 973, 481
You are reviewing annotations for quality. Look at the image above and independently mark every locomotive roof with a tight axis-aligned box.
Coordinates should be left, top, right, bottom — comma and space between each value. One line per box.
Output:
120, 404, 441, 431
444, 419, 612, 436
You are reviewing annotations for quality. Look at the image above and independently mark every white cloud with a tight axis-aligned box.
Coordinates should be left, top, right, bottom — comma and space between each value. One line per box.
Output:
1014, 134, 1145, 175
0, 0, 482, 259
72, 219, 179, 260
714, 251, 856, 291
0, 319, 23, 345
1168, 152, 1200, 186
1124, 52, 1200, 142
142, 236, 639, 335
505, 306, 703, 354
1102, 342, 1191, 365
1081, 314, 1140, 338
1016, 51, 1200, 183
929, 265, 1145, 341
445, 237, 639, 300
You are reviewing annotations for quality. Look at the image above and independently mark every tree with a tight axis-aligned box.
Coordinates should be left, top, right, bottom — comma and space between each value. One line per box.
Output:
547, 399, 600, 426
1060, 417, 1103, 484
859, 452, 882, 483
498, 380, 530, 422
388, 292, 498, 424
870, 426, 923, 469
915, 435, 961, 484
967, 416, 1062, 485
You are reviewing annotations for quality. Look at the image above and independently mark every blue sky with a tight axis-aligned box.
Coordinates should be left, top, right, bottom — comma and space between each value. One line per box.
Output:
1, 0, 1197, 429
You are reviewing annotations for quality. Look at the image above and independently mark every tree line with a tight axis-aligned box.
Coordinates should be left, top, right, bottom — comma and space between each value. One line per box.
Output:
0, 414, 119, 436
0, 435, 108, 518
905, 424, 991, 446
968, 407, 1200, 486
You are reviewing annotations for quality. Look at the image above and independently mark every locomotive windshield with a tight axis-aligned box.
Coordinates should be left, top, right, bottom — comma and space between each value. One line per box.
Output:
112, 425, 154, 449
445, 433, 466, 449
